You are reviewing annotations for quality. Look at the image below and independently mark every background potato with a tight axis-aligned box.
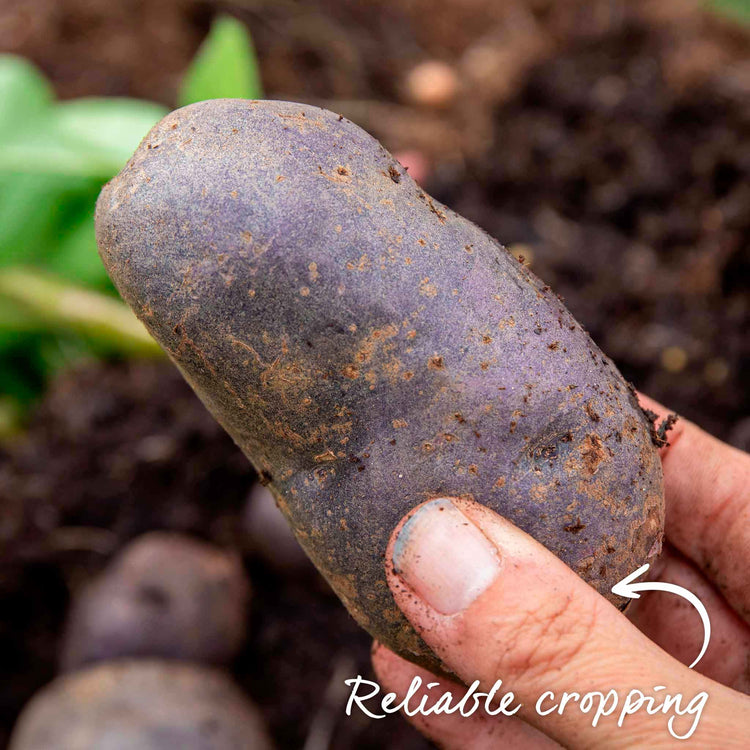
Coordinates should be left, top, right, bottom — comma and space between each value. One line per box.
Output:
96, 99, 664, 673
61, 532, 249, 670
10, 660, 273, 750
244, 483, 313, 574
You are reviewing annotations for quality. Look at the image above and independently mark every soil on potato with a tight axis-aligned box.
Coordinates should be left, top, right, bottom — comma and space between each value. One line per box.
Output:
1, 0, 748, 748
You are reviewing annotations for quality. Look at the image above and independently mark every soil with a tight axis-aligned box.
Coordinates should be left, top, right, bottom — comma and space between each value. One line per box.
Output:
0, 0, 748, 748
0, 362, 427, 749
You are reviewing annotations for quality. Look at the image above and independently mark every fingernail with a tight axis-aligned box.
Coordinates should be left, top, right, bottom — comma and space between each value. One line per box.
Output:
392, 498, 501, 615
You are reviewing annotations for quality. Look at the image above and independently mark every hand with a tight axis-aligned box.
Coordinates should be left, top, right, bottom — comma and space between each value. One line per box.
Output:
371, 395, 750, 748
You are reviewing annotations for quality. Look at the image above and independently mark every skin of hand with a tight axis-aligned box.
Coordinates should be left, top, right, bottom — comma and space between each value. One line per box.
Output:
371, 395, 750, 748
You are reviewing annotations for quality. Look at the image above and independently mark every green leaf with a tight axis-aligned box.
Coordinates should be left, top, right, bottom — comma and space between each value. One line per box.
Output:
56, 98, 168, 165
0, 98, 167, 178
708, 0, 750, 23
0, 172, 103, 278
0, 60, 171, 418
0, 173, 68, 266
179, 15, 263, 106
46, 207, 111, 287
0, 55, 53, 138
0, 296, 40, 332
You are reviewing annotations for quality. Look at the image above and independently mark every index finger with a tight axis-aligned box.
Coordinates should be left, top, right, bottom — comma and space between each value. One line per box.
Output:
637, 393, 750, 623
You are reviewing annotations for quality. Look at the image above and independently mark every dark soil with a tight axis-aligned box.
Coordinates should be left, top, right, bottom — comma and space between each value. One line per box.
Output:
0, 362, 426, 749
1, 0, 748, 748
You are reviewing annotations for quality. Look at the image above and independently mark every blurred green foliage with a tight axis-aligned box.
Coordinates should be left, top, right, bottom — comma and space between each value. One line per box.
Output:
180, 15, 263, 106
0, 14, 262, 435
0, 3, 744, 436
709, 0, 750, 23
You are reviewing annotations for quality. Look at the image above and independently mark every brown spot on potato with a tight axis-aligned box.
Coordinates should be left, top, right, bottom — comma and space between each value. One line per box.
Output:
564, 518, 586, 534
418, 192, 447, 223
584, 400, 601, 422
419, 278, 438, 297
346, 255, 372, 272
314, 450, 337, 463
579, 434, 606, 475
278, 110, 325, 133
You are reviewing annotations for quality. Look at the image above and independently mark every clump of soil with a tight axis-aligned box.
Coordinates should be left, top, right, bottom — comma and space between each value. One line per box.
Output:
1, 0, 748, 747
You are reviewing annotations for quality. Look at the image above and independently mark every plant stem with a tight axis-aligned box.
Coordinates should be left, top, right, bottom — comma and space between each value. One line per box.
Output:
0, 267, 163, 357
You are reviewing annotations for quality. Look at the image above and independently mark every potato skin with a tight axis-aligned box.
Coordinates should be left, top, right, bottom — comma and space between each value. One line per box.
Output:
96, 99, 664, 673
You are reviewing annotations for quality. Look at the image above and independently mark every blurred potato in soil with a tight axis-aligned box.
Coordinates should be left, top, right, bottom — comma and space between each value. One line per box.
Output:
10, 660, 273, 750
244, 484, 312, 574
61, 532, 249, 670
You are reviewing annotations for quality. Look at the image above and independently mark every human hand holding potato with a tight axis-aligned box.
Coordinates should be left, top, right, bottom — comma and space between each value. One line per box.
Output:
372, 396, 750, 748
93, 98, 746, 744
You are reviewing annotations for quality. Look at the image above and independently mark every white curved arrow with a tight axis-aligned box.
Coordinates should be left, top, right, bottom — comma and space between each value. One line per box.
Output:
612, 563, 711, 669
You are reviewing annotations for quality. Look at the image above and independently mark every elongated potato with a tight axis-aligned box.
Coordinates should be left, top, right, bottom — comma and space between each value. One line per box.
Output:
96, 99, 664, 674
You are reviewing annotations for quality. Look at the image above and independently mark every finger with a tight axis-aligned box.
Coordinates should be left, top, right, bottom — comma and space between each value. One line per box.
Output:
387, 496, 750, 749
393, 150, 429, 184
627, 544, 750, 692
371, 642, 560, 749
637, 394, 750, 623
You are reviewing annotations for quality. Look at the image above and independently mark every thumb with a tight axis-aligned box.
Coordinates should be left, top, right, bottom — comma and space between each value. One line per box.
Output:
386, 496, 748, 749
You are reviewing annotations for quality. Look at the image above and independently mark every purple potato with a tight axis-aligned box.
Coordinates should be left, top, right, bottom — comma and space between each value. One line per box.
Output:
9, 661, 273, 750
95, 99, 664, 674
61, 532, 249, 671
